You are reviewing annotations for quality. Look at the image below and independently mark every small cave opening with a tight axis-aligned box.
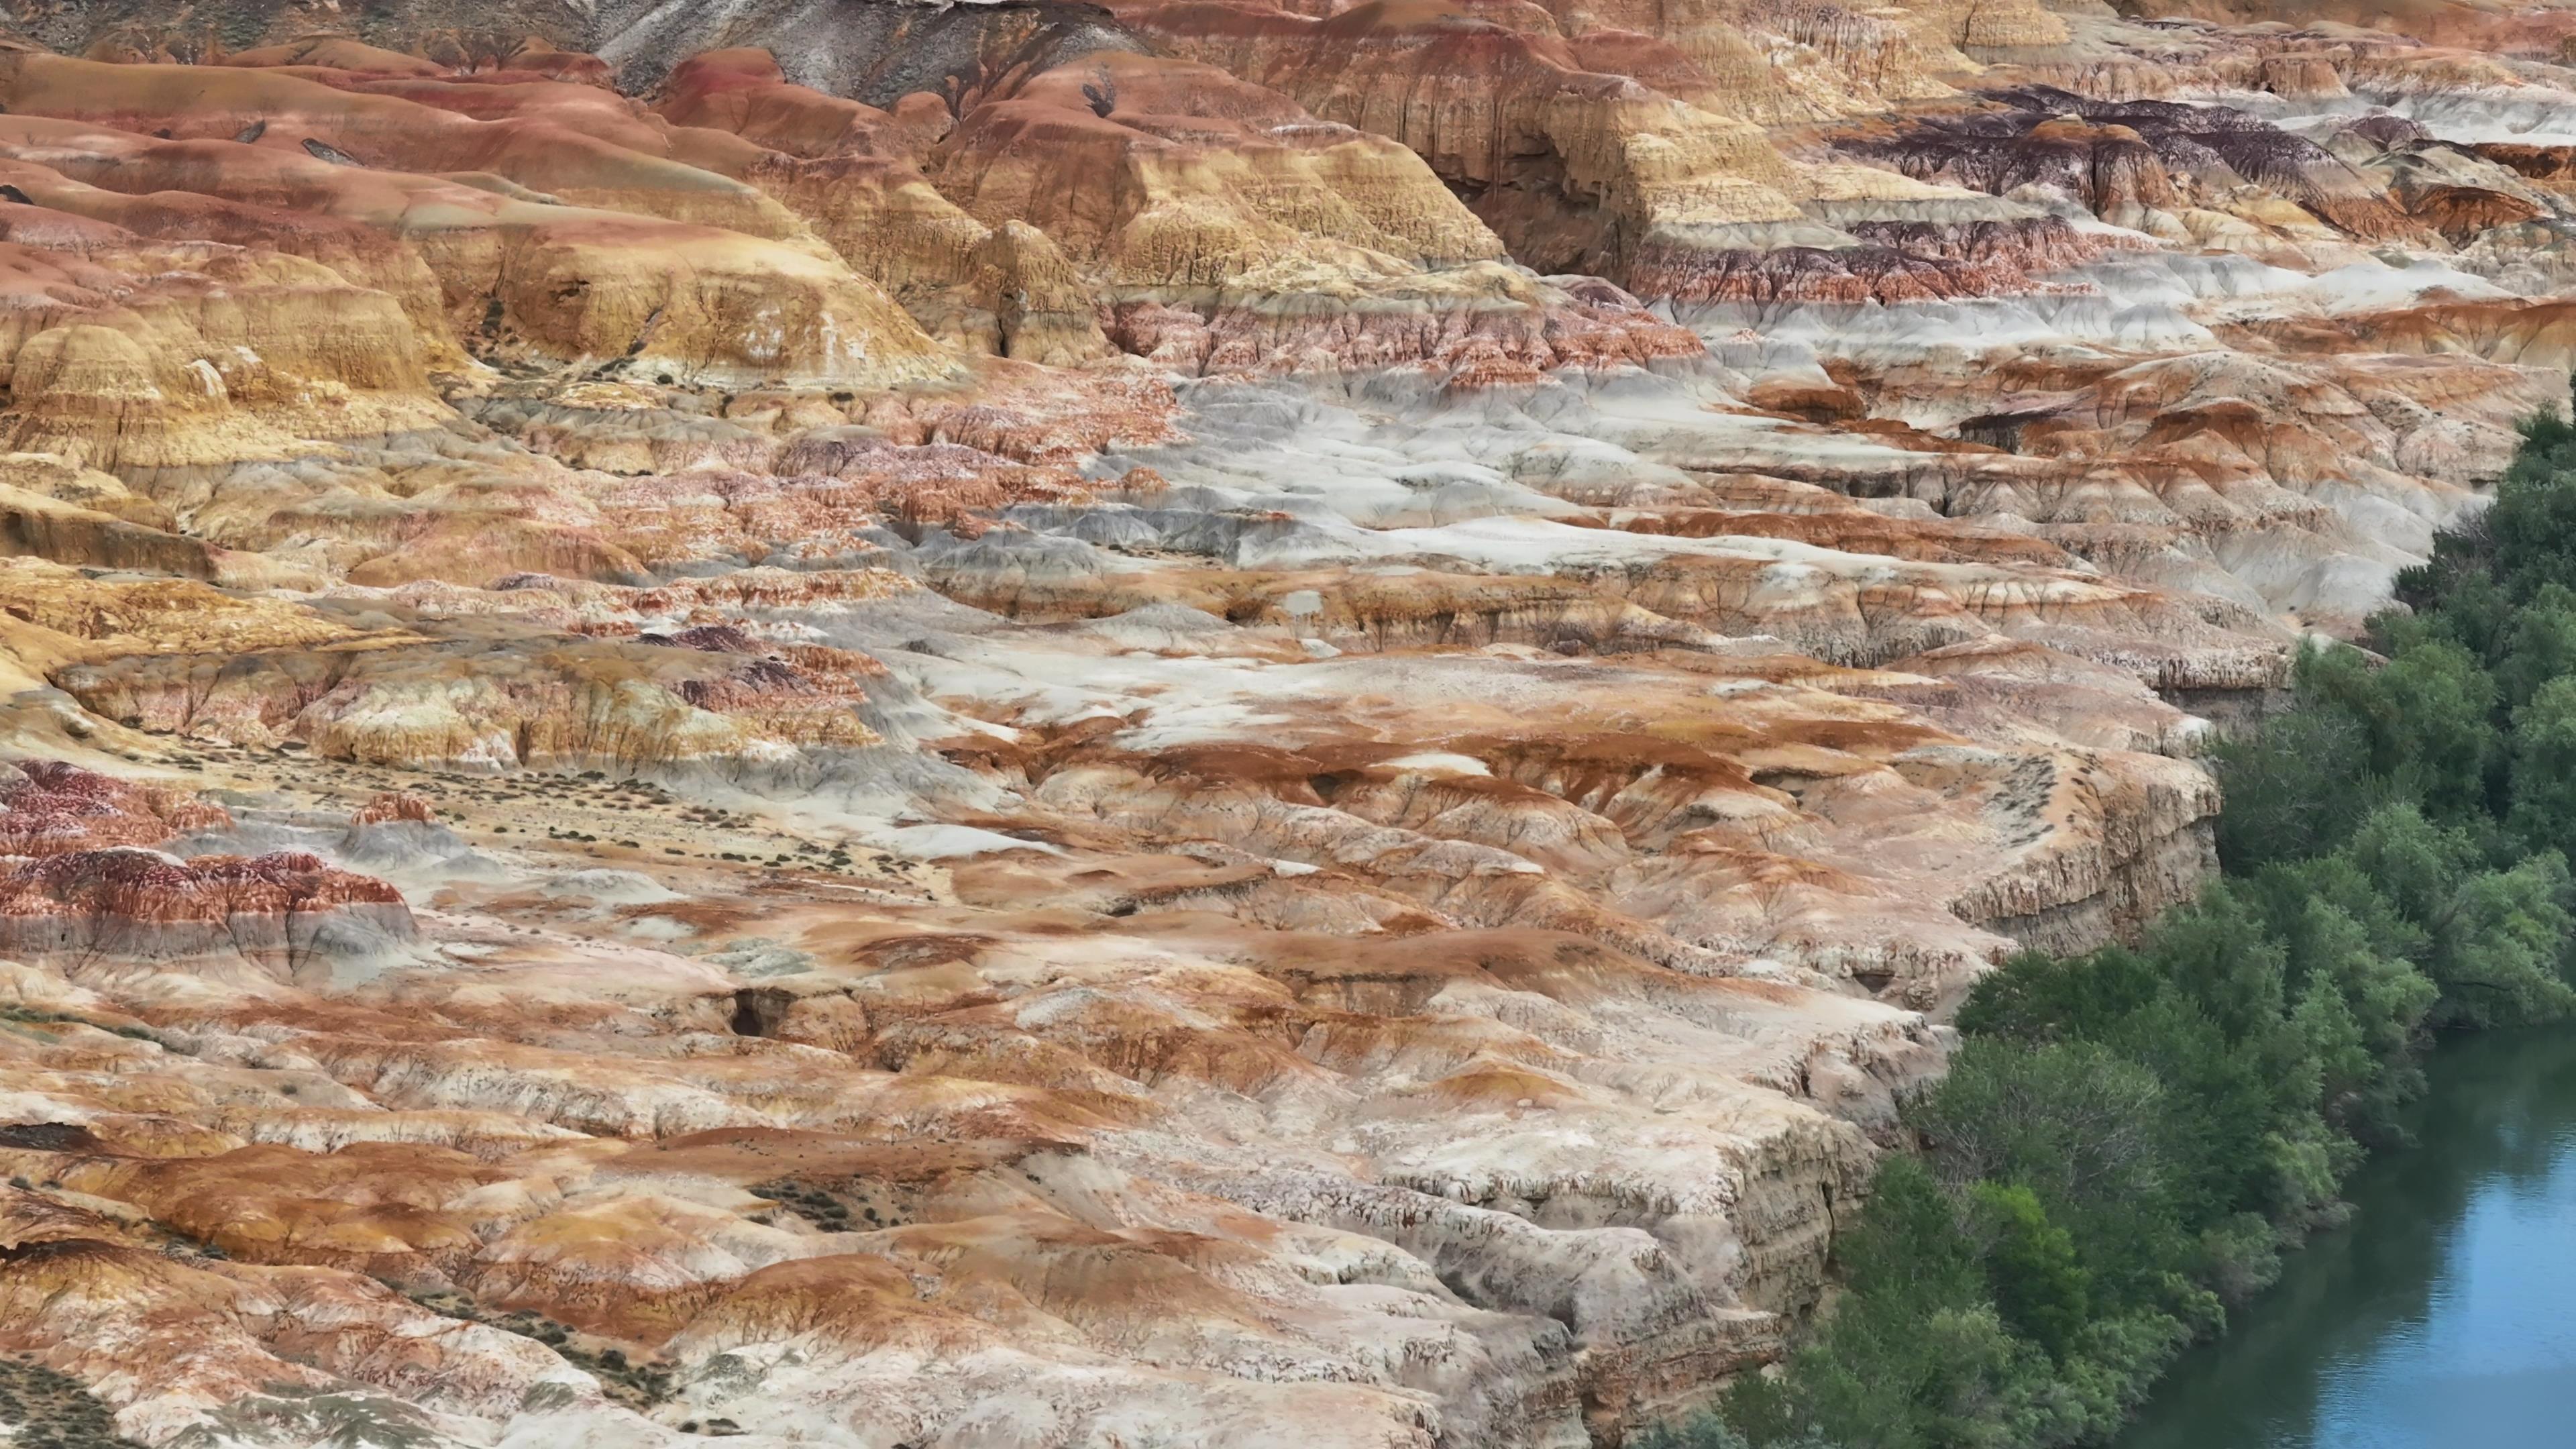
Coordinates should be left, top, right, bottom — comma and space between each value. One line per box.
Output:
1955, 409, 2052, 453
731, 987, 793, 1038
0, 1121, 101, 1151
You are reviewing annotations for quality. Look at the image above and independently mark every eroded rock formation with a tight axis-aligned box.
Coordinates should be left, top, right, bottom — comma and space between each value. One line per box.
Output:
0, 2, 2561, 1446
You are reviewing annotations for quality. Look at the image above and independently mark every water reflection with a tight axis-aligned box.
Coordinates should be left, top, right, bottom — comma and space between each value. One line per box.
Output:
2118, 1029, 2576, 1449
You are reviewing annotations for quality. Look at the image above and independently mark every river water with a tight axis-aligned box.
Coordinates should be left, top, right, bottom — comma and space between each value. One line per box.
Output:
2117, 1028, 2576, 1449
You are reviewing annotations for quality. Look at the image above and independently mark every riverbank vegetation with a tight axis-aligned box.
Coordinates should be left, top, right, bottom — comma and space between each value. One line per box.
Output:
1679, 411, 2576, 1449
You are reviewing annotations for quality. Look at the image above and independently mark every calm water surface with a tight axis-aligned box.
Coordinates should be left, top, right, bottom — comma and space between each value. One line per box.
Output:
2118, 1028, 2576, 1449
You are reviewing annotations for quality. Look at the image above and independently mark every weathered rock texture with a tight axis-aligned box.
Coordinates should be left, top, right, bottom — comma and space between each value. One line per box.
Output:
0, 2, 2560, 1448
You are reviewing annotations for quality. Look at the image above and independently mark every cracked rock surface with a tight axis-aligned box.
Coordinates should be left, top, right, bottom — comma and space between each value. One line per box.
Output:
0, 1, 2565, 1444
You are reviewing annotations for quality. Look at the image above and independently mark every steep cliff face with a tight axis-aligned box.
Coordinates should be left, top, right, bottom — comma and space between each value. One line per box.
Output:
0, 1, 2561, 1446
932, 49, 1508, 284
1120, 0, 1821, 288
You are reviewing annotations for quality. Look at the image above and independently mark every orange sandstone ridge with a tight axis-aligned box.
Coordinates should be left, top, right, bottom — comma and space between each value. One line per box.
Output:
0, 1, 2563, 1446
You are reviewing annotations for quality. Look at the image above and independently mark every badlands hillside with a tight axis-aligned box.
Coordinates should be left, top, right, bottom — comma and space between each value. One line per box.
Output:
0, 0, 2562, 1444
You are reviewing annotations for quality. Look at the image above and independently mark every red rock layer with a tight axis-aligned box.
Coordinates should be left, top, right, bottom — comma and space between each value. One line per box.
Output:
1625, 220, 2120, 306
1842, 86, 2420, 241
1104, 278, 1705, 381
0, 761, 230, 856
0, 848, 414, 981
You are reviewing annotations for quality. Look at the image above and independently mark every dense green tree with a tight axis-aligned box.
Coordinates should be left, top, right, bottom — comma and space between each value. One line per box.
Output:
2487, 413, 2576, 598
2367, 640, 2502, 817
1911, 1041, 2167, 1214
2420, 853, 2576, 1026
2510, 675, 2576, 859
1954, 946, 2163, 1044
2208, 682, 2381, 870
1786, 1301, 2037, 1449
2392, 517, 2512, 657
1735, 1157, 2032, 1449
2341, 804, 2576, 1026
2096, 992, 2286, 1232
1633, 1415, 1847, 1449
2491, 584, 2576, 707
2188, 1212, 2284, 1305
2137, 886, 2288, 1046
1832, 1154, 1980, 1312
2247, 853, 2429, 974
1972, 1183, 2090, 1361
2262, 892, 2434, 1137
